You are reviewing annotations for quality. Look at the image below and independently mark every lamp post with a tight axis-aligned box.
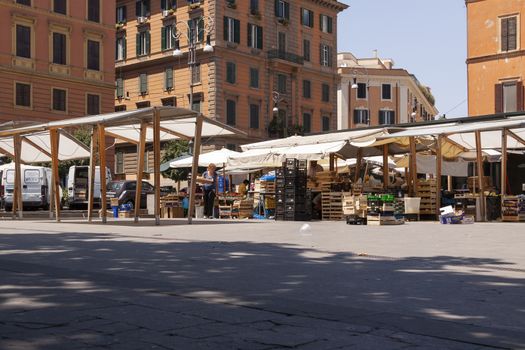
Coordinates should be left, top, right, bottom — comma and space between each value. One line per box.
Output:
172, 16, 214, 112
272, 91, 286, 137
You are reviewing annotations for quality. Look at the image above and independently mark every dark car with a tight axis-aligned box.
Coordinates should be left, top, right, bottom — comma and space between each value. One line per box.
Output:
106, 181, 154, 209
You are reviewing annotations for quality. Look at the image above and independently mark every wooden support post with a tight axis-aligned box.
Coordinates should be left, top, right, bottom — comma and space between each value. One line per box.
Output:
153, 109, 161, 225
475, 130, 486, 221
405, 167, 411, 195
409, 137, 418, 196
134, 122, 147, 222
98, 125, 108, 224
49, 130, 61, 222
188, 115, 203, 224
447, 176, 453, 192
13, 135, 23, 219
87, 126, 98, 222
501, 129, 508, 197
382, 144, 389, 189
435, 136, 443, 217
354, 148, 363, 183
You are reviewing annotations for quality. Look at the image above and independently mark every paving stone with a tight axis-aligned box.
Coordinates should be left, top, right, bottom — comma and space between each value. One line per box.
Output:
182, 304, 280, 324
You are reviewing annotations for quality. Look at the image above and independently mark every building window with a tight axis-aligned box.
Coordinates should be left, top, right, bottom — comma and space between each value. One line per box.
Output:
86, 94, 100, 115
353, 109, 369, 125
301, 8, 314, 28
503, 82, 518, 112
322, 116, 330, 131
53, 0, 67, 14
165, 67, 173, 90
303, 112, 311, 133
224, 17, 240, 44
87, 40, 100, 71
248, 24, 263, 49
250, 0, 259, 12
136, 0, 150, 18
52, 88, 67, 112
116, 78, 124, 99
115, 152, 124, 174
16, 25, 31, 58
303, 80, 311, 98
357, 83, 367, 99
136, 101, 150, 109
277, 74, 287, 93
226, 99, 236, 126
320, 14, 333, 33
250, 104, 259, 129
382, 84, 392, 100
87, 0, 100, 22
188, 17, 204, 43
322, 83, 330, 102
16, 0, 31, 6
115, 105, 127, 112
52, 32, 66, 65
139, 73, 148, 95
275, 0, 290, 20
116, 36, 126, 61
15, 83, 31, 107
379, 110, 395, 125
501, 16, 518, 52
191, 98, 201, 112
320, 43, 332, 67
136, 31, 150, 56
250, 68, 259, 88
278, 32, 286, 52
162, 97, 176, 106
303, 39, 310, 62
161, 25, 175, 50
192, 64, 201, 84
161, 0, 176, 10
116, 5, 127, 23
226, 62, 236, 84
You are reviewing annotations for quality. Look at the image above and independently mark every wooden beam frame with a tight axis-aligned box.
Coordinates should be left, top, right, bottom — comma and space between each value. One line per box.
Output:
507, 129, 525, 146
21, 136, 52, 158
188, 115, 204, 224
475, 130, 486, 222
153, 109, 161, 225
382, 144, 389, 189
49, 129, 61, 222
501, 129, 507, 197
134, 122, 147, 222
87, 126, 98, 222
105, 131, 139, 145
354, 148, 363, 184
98, 125, 108, 224
158, 126, 191, 140
409, 136, 418, 196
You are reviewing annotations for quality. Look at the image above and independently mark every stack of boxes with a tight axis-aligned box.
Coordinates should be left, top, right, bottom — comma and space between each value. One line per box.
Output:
276, 159, 310, 221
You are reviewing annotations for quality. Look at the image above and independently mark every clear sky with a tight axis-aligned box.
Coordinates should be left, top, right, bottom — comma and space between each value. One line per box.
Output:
337, 0, 468, 118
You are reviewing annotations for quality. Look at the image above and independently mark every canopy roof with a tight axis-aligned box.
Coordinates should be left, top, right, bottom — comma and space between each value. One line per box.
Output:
170, 148, 241, 168
0, 131, 90, 163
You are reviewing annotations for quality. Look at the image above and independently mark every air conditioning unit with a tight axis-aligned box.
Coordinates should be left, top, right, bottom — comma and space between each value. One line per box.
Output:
137, 16, 147, 24
162, 10, 170, 17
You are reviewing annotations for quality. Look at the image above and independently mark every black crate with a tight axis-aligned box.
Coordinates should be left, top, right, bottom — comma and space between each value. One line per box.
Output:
285, 159, 298, 168
275, 168, 285, 177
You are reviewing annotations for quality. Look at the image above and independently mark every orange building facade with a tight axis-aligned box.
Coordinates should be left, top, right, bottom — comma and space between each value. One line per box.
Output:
114, 0, 347, 146
0, 0, 116, 123
467, 0, 525, 116
337, 53, 437, 129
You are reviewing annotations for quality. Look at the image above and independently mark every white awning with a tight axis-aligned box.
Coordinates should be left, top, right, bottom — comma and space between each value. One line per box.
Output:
170, 148, 241, 168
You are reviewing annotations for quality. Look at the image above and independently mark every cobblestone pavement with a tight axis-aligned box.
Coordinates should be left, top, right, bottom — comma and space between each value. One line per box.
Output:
0, 219, 524, 349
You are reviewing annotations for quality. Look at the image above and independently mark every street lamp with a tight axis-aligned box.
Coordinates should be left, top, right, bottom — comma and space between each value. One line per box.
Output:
272, 91, 288, 136
171, 16, 215, 111
350, 68, 370, 126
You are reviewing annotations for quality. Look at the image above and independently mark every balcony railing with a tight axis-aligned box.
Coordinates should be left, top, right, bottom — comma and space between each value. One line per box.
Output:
267, 49, 304, 65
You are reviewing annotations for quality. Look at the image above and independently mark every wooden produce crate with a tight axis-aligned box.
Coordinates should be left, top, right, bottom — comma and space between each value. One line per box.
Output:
342, 193, 367, 217
321, 192, 344, 221
260, 180, 276, 193
417, 179, 437, 215
233, 199, 254, 219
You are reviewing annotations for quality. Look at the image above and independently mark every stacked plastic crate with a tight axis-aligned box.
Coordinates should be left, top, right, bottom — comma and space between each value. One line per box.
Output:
275, 159, 310, 221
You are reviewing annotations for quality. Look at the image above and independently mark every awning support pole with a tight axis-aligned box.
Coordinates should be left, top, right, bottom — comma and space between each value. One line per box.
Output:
98, 125, 108, 224
13, 135, 23, 219
409, 136, 418, 196
153, 108, 161, 225
354, 148, 363, 184
501, 128, 507, 197
49, 129, 61, 222
382, 144, 389, 189
436, 135, 443, 217
188, 114, 203, 224
88, 126, 98, 222
475, 130, 486, 221
134, 122, 147, 223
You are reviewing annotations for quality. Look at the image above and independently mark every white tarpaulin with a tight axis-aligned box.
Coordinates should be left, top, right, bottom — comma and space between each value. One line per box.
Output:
395, 155, 469, 177
170, 148, 240, 168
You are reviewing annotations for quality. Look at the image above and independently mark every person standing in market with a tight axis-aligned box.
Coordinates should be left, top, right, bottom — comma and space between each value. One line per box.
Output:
198, 163, 218, 219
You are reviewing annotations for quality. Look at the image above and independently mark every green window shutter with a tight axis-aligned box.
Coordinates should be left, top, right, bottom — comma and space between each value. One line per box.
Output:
144, 0, 150, 16
165, 68, 173, 90
123, 37, 127, 59
136, 33, 140, 56
300, 8, 303, 25
247, 23, 252, 47
257, 26, 263, 49
284, 1, 289, 19
161, 27, 166, 51
328, 16, 333, 33
198, 18, 204, 42
146, 31, 150, 54
140, 73, 147, 94
274, 0, 279, 16
223, 17, 229, 41
116, 78, 124, 98
234, 19, 240, 43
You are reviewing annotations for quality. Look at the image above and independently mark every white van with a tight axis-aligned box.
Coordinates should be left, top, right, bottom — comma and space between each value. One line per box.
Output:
67, 166, 111, 209
1, 164, 54, 211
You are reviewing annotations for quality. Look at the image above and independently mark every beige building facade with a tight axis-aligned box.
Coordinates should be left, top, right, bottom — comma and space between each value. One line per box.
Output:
337, 52, 438, 129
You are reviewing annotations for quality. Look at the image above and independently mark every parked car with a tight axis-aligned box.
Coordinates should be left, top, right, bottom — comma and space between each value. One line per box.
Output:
106, 180, 155, 209
1, 164, 59, 211
67, 166, 112, 209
